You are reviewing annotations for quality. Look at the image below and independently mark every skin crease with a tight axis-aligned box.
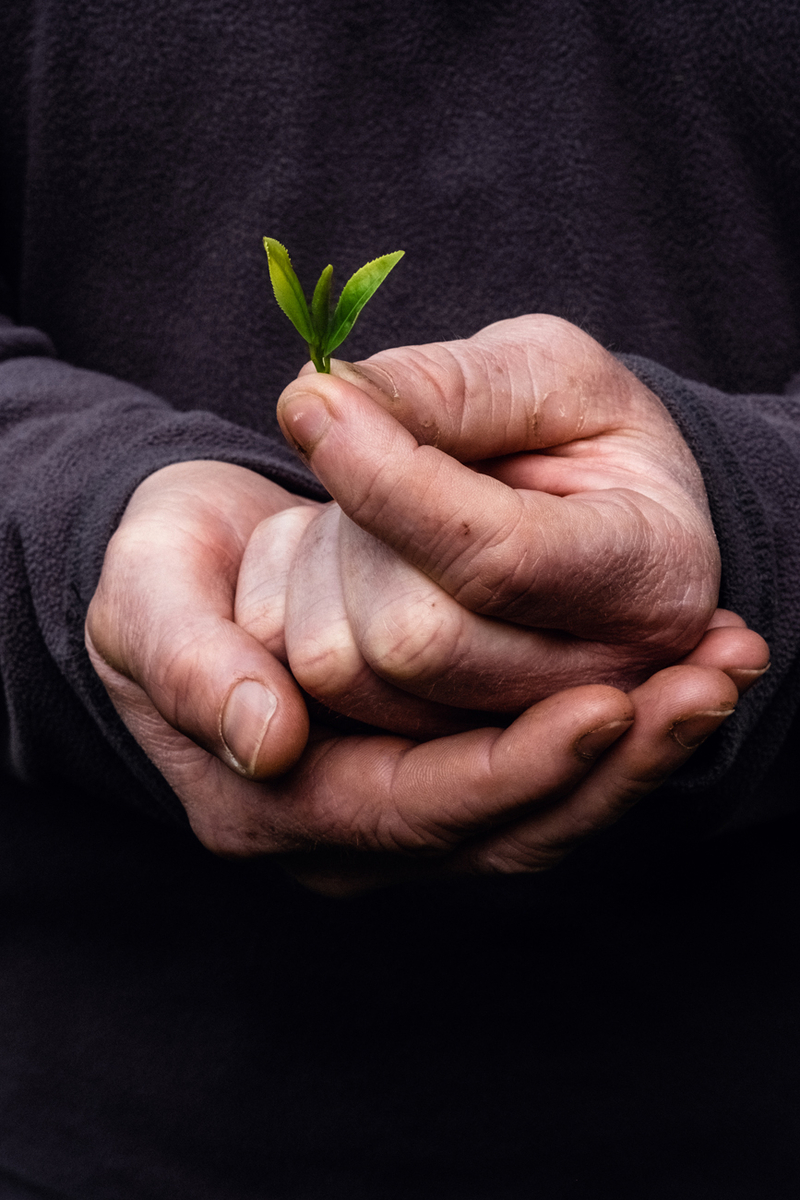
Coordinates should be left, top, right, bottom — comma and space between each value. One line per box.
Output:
87, 316, 770, 892
271, 315, 722, 722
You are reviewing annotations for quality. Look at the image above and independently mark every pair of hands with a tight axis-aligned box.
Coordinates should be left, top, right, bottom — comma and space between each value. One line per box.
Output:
86, 316, 768, 893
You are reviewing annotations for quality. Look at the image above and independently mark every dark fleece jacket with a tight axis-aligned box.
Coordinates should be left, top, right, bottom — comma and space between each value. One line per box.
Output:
1, 2, 800, 1196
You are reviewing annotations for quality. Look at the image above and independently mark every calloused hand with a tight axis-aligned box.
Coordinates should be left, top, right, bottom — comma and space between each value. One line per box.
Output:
270, 315, 730, 720
85, 460, 768, 893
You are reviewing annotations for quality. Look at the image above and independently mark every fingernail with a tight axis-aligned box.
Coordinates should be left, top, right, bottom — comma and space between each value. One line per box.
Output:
280, 393, 331, 455
576, 718, 634, 760
733, 663, 771, 679
670, 706, 735, 750
220, 679, 278, 776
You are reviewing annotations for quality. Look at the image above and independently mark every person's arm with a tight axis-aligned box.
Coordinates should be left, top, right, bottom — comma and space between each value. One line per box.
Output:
82, 314, 770, 893
0, 312, 322, 823
0, 308, 738, 893
85, 454, 754, 893
0, 304, 766, 891
618, 353, 800, 828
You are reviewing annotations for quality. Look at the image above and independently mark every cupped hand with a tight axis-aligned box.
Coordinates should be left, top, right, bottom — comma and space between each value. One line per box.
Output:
86, 461, 315, 780
84, 459, 767, 894
274, 315, 725, 713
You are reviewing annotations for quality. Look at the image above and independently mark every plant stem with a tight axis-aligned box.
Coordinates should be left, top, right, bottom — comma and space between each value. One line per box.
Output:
308, 344, 330, 373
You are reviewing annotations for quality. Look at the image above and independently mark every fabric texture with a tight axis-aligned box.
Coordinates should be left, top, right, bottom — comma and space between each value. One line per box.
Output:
1, 0, 799, 828
1, 0, 800, 1195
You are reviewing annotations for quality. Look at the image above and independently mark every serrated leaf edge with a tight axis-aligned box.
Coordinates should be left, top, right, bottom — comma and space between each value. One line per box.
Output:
323, 250, 404, 357
263, 237, 314, 344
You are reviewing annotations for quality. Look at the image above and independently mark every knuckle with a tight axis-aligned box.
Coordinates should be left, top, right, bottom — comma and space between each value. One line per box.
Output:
312, 780, 449, 857
442, 509, 534, 617
325, 753, 461, 857
288, 626, 363, 696
365, 343, 461, 448
479, 837, 569, 875
87, 521, 176, 671
145, 618, 233, 728
85, 540, 134, 654
360, 595, 456, 682
373, 807, 456, 856
193, 824, 256, 858
150, 624, 208, 698
346, 461, 405, 531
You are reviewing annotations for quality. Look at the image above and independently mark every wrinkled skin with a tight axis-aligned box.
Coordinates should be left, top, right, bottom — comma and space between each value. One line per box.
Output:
271, 316, 722, 723
86, 316, 769, 892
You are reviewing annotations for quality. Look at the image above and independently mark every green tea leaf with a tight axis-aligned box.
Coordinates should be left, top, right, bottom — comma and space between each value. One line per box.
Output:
262, 239, 405, 372
311, 263, 333, 345
263, 237, 314, 343
323, 251, 404, 357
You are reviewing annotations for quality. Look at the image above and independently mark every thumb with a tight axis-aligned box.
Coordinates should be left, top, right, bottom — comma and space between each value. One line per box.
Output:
87, 613, 309, 779
86, 462, 310, 778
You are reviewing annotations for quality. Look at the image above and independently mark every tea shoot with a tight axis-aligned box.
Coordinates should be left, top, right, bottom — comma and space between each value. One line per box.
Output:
263, 238, 404, 372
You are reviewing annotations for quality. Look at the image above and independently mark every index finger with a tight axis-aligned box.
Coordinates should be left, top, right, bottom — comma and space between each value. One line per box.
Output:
167, 684, 634, 862
277, 374, 710, 642
328, 314, 649, 459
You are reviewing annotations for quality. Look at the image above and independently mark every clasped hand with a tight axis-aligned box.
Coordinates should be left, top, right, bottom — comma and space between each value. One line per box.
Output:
86, 316, 769, 892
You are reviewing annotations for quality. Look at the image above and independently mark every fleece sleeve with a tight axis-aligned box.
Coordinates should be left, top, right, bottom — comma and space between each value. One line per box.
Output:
0, 315, 325, 826
1, 318, 797, 835
619, 354, 800, 834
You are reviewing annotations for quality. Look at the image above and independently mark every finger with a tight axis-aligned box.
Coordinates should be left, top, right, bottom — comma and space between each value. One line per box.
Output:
151, 684, 634, 860
235, 505, 319, 660
677, 615, 770, 696
277, 372, 716, 645
333, 316, 654, 459
282, 505, 488, 736
454, 664, 738, 874
101, 666, 634, 900
87, 463, 310, 778
705, 608, 747, 629
329, 317, 708, 510
338, 515, 654, 704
